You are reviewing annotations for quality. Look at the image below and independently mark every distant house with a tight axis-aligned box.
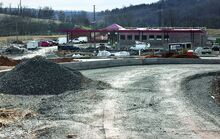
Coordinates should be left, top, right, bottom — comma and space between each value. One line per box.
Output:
62, 24, 207, 50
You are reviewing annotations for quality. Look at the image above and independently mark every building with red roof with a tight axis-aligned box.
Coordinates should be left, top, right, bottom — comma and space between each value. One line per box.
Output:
62, 24, 207, 49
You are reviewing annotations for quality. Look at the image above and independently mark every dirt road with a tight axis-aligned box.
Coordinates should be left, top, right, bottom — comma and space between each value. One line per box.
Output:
0, 65, 219, 138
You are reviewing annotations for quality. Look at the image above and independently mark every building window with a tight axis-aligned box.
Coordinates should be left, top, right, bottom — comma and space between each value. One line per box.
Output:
127, 35, 133, 40
135, 35, 140, 41
164, 35, 169, 40
156, 35, 162, 40
149, 35, 155, 40
120, 35, 125, 40
142, 35, 147, 41
186, 43, 191, 49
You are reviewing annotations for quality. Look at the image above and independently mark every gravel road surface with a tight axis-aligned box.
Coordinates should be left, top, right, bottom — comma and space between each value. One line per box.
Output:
0, 65, 219, 139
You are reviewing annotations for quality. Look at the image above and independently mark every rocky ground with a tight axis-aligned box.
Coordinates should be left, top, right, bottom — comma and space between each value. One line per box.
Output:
212, 75, 220, 103
0, 65, 219, 139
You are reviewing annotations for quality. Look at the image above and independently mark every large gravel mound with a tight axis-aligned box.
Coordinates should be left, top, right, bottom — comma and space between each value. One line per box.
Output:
0, 57, 87, 95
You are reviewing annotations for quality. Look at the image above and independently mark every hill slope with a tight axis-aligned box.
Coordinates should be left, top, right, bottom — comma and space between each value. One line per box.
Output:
97, 0, 220, 28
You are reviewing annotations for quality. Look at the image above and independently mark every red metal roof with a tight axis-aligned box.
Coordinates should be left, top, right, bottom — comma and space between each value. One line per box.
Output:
63, 29, 205, 33
103, 24, 125, 30
62, 25, 206, 34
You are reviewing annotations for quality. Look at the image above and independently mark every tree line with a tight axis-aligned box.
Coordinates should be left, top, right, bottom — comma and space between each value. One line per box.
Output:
97, 0, 220, 28
0, 2, 90, 36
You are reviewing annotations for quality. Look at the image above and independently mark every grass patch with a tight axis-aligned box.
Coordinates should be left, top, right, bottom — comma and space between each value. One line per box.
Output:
207, 29, 220, 37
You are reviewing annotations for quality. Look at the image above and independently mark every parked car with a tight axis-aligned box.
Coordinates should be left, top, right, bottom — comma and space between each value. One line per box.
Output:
27, 41, 39, 50
130, 41, 150, 50
96, 43, 112, 51
84, 47, 97, 53
195, 47, 212, 55
4, 45, 27, 54
50, 40, 59, 46
71, 38, 81, 44
212, 45, 220, 55
58, 37, 67, 44
201, 47, 212, 54
78, 37, 88, 43
71, 37, 88, 44
39, 41, 50, 47
58, 45, 80, 51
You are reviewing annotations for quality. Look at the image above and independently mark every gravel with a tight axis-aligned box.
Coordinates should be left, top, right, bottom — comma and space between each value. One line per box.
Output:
0, 65, 219, 138
212, 76, 220, 103
182, 72, 220, 118
0, 57, 88, 95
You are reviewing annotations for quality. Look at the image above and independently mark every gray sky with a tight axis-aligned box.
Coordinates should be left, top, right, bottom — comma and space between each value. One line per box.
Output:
0, 0, 158, 11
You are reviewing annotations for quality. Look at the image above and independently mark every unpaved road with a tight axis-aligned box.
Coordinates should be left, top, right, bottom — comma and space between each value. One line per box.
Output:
0, 65, 220, 139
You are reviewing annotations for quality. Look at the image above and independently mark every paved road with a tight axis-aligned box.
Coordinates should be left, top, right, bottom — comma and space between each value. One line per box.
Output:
0, 65, 219, 139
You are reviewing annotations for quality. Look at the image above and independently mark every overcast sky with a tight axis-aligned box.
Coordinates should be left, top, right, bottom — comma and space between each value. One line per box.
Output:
0, 0, 158, 11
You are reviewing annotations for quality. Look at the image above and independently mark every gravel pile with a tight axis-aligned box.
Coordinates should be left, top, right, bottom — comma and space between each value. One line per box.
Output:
0, 57, 87, 95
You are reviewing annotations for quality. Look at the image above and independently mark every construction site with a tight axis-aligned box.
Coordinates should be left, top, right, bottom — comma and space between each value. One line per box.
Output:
0, 24, 219, 138
0, 0, 219, 138
0, 58, 219, 138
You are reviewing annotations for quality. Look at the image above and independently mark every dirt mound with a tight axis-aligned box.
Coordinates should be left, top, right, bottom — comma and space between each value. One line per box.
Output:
0, 56, 20, 66
161, 52, 199, 58
0, 57, 88, 95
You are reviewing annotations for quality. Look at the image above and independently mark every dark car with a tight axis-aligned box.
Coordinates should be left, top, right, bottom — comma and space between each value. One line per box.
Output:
58, 45, 80, 51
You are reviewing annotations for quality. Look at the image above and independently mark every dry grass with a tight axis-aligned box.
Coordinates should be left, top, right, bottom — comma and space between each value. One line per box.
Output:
0, 35, 66, 47
0, 14, 61, 24
0, 35, 65, 43
207, 29, 220, 37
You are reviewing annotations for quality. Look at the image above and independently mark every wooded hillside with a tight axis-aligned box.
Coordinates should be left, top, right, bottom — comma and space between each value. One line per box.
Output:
97, 0, 220, 28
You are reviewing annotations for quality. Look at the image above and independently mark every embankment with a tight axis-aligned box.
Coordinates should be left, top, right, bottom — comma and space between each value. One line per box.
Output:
181, 72, 220, 126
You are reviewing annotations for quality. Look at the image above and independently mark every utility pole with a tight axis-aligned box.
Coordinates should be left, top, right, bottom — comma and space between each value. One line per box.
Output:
93, 5, 96, 27
16, 22, 18, 42
159, 0, 164, 27
19, 0, 22, 15
9, 4, 11, 14
93, 5, 96, 47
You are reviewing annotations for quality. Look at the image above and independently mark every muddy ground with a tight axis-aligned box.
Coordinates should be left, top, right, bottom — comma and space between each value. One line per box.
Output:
0, 65, 219, 139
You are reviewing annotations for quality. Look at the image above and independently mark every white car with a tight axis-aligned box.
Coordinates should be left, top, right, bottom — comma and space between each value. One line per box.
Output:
71, 37, 88, 44
195, 47, 212, 55
27, 41, 39, 50
130, 41, 150, 50
71, 38, 81, 44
